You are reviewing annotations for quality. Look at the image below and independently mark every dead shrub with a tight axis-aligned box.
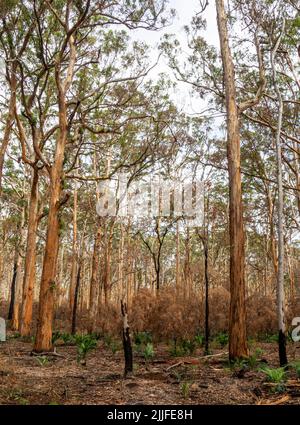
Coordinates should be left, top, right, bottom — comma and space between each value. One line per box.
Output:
131, 288, 201, 341
246, 295, 277, 336
208, 287, 230, 333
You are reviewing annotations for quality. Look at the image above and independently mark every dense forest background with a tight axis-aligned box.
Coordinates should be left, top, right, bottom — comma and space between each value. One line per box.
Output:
0, 1, 299, 405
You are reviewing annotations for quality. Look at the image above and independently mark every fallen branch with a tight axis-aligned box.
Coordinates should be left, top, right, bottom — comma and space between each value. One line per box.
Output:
30, 349, 66, 358
166, 361, 183, 371
166, 352, 228, 371
199, 351, 228, 360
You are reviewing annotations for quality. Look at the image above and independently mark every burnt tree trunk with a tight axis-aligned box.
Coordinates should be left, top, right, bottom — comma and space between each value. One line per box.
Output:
121, 300, 133, 377
71, 264, 81, 335
8, 261, 17, 321
203, 236, 209, 355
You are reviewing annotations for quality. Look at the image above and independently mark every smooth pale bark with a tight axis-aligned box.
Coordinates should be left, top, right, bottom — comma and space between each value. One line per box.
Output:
127, 245, 135, 308
184, 227, 192, 298
215, 0, 248, 360
266, 187, 278, 277
293, 141, 300, 217
270, 20, 288, 366
20, 168, 39, 336
118, 223, 125, 303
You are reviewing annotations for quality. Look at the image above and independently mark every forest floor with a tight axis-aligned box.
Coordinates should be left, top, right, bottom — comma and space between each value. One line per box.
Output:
1, 334, 300, 405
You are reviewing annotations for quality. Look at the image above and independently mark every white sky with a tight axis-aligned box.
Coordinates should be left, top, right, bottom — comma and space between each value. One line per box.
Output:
0, 1, 220, 114
130, 0, 220, 114
131, 0, 219, 48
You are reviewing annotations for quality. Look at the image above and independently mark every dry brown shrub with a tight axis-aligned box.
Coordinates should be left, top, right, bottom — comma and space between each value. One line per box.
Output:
246, 295, 277, 336
33, 286, 299, 340
208, 286, 230, 333
130, 289, 156, 333
130, 288, 201, 341
287, 296, 300, 326
95, 302, 122, 336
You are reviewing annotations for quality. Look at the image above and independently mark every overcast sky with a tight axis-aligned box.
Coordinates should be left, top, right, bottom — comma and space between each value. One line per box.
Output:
136, 0, 220, 47
0, 1, 220, 115
130, 0, 220, 114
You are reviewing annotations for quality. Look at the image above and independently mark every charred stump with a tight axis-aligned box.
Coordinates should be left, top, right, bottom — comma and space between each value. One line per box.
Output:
71, 264, 81, 335
121, 300, 133, 378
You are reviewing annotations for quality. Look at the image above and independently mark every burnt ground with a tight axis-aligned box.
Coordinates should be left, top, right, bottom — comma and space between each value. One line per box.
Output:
1, 334, 300, 405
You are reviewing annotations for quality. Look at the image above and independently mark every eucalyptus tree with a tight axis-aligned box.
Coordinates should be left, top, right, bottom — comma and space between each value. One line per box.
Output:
0, 1, 45, 195
236, 0, 300, 219
0, 147, 27, 327
162, 1, 269, 360
6, 0, 173, 352
234, 0, 300, 365
161, 0, 300, 360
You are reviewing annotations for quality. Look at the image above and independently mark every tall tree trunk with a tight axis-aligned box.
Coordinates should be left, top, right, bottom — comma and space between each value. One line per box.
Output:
216, 0, 248, 360
71, 264, 81, 335
293, 140, 300, 218
266, 187, 278, 278
0, 61, 17, 195
286, 244, 295, 303
20, 168, 39, 336
155, 261, 160, 294
103, 229, 112, 305
184, 227, 192, 298
69, 179, 78, 315
33, 33, 76, 352
175, 221, 180, 293
34, 87, 69, 352
57, 244, 65, 308
118, 223, 124, 303
270, 20, 288, 366
121, 300, 133, 377
33, 143, 65, 352
11, 205, 26, 331
88, 218, 102, 333
8, 259, 17, 321
203, 236, 209, 355
203, 195, 210, 355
